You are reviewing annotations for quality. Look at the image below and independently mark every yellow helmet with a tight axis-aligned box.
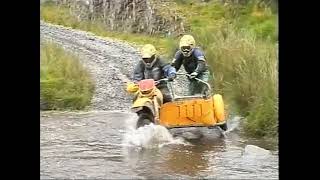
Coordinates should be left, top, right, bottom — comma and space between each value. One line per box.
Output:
126, 82, 139, 93
141, 44, 157, 59
179, 35, 195, 57
140, 44, 158, 68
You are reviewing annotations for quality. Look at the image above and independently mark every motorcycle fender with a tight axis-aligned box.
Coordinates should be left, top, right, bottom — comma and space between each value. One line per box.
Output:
132, 98, 155, 115
131, 106, 143, 113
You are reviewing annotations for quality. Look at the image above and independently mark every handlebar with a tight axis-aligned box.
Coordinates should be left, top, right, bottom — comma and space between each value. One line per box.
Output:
132, 74, 212, 99
175, 73, 211, 92
155, 78, 169, 85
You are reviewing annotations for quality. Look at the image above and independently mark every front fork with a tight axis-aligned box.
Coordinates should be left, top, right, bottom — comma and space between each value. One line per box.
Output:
153, 96, 160, 124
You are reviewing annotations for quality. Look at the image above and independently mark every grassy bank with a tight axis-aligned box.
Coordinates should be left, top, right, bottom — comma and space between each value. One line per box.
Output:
40, 1, 278, 138
176, 1, 278, 137
40, 42, 95, 110
202, 26, 278, 137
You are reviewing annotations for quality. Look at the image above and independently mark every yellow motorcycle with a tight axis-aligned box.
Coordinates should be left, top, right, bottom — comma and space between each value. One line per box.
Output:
127, 78, 166, 128
126, 74, 227, 130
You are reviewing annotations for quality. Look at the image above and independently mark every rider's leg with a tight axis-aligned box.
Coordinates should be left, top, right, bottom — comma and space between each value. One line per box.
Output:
158, 85, 172, 103
188, 70, 211, 95
188, 79, 197, 95
132, 92, 139, 102
198, 70, 210, 95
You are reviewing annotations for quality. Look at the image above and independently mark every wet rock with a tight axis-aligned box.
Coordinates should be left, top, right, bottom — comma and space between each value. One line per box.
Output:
243, 145, 271, 158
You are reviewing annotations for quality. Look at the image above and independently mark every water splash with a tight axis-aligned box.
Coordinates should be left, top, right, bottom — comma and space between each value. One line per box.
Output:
122, 123, 189, 148
224, 116, 242, 135
121, 115, 188, 148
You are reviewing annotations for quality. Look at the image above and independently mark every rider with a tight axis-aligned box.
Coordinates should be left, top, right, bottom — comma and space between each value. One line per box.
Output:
171, 35, 211, 95
131, 44, 176, 103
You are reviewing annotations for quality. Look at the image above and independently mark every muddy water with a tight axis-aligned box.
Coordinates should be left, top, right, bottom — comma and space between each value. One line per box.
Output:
40, 111, 278, 179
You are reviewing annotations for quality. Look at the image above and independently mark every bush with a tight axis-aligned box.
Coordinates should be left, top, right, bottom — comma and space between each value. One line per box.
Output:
40, 42, 95, 110
193, 24, 278, 137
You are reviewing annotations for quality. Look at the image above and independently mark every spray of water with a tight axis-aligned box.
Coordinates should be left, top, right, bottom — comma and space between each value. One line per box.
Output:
224, 116, 242, 133
121, 114, 243, 148
121, 115, 189, 148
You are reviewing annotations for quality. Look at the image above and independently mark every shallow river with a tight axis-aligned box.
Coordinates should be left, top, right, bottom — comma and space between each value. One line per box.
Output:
40, 111, 278, 179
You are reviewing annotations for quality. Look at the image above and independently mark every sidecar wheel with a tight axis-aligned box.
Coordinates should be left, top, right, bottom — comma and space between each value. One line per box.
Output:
218, 123, 228, 131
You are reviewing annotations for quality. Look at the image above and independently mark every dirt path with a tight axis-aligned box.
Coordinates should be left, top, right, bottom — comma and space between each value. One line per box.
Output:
41, 21, 143, 110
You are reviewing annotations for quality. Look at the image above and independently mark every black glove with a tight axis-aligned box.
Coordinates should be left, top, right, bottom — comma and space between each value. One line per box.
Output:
189, 72, 198, 79
168, 73, 176, 81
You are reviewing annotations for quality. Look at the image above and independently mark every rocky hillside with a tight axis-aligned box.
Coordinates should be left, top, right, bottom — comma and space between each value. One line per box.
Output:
54, 0, 187, 36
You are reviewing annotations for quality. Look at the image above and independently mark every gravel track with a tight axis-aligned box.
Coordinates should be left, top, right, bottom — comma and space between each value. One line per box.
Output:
40, 21, 188, 111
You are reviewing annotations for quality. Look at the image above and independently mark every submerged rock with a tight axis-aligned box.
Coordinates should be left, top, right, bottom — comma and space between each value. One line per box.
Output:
243, 145, 271, 158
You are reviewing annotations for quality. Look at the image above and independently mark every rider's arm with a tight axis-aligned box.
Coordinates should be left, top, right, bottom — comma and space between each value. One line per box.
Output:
171, 51, 183, 72
132, 60, 144, 82
193, 49, 207, 74
159, 58, 176, 77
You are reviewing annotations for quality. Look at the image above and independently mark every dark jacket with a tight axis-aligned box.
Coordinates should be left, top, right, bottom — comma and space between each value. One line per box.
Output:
171, 47, 209, 74
132, 57, 176, 86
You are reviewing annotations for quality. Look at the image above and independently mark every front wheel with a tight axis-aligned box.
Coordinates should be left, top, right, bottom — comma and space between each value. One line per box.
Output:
136, 113, 153, 128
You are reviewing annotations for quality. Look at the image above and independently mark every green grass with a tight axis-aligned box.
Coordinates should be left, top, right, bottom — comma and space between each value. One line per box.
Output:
175, 1, 277, 42
40, 1, 278, 138
173, 1, 278, 138
40, 42, 95, 110
190, 24, 278, 139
